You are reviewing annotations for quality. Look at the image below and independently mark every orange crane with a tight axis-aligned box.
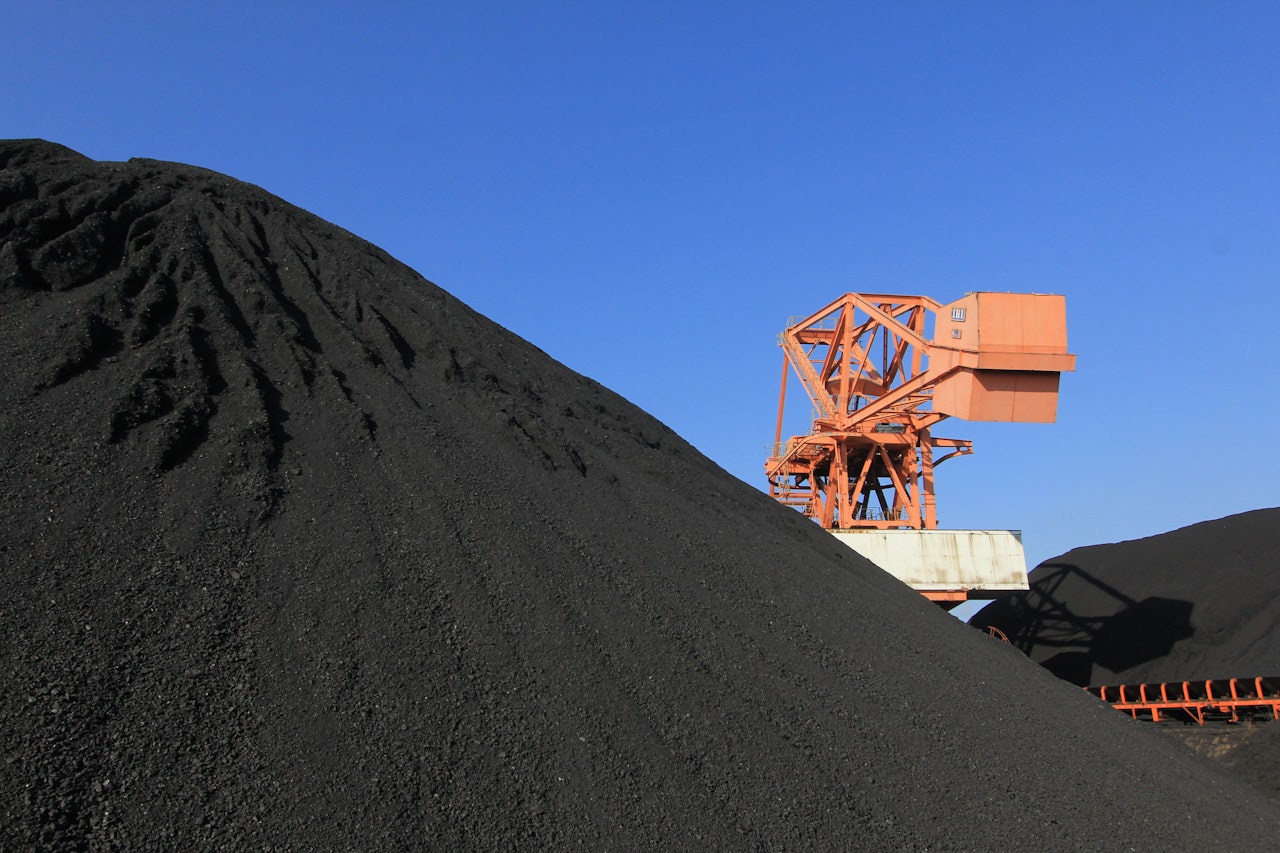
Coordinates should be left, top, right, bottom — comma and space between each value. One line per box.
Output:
766, 292, 1075, 532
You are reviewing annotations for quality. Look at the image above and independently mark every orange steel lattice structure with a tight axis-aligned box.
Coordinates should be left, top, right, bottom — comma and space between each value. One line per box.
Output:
1087, 677, 1280, 725
766, 292, 1075, 531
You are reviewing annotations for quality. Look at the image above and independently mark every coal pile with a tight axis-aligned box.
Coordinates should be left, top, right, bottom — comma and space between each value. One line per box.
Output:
980, 508, 1280, 687
1227, 722, 1280, 800
980, 508, 1280, 803
3, 140, 1279, 850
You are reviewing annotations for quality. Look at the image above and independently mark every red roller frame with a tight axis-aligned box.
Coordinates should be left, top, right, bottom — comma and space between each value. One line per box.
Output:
1087, 676, 1280, 725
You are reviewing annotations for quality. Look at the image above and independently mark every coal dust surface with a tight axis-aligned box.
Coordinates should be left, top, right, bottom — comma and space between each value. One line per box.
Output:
980, 507, 1280, 802
3, 140, 1278, 850
981, 508, 1280, 687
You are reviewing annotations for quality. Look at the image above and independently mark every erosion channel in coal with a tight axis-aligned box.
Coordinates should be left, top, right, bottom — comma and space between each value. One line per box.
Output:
3, 140, 1277, 849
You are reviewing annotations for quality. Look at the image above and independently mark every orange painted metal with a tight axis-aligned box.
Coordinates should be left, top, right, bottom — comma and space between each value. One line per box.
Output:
1086, 676, 1280, 725
921, 589, 972, 603
932, 293, 1075, 422
765, 292, 1075, 530
985, 625, 1012, 644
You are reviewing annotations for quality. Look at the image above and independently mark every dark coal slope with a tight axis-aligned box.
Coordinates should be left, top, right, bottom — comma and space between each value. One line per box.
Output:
981, 508, 1280, 687
1229, 722, 1280, 801
3, 140, 1277, 850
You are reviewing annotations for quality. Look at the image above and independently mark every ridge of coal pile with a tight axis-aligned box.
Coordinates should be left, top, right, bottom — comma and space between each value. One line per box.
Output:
980, 507, 1280, 687
3, 140, 1278, 850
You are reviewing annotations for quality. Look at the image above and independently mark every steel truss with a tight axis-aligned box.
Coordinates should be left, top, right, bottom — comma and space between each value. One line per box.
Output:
766, 294, 971, 530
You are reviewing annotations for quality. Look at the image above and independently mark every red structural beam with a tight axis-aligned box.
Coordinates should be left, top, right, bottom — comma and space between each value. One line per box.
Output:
1086, 676, 1280, 725
766, 292, 1074, 531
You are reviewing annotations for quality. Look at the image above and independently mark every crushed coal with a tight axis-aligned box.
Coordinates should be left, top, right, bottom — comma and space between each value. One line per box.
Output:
1226, 721, 1280, 801
980, 507, 1280, 803
981, 508, 1280, 687
4, 140, 1279, 849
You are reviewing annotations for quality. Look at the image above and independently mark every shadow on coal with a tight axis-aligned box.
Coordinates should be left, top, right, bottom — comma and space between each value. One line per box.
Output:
994, 562, 1194, 687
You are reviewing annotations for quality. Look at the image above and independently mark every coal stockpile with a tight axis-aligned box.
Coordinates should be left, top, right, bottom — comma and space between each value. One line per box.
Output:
980, 508, 1280, 687
3, 140, 1279, 850
979, 509, 1280, 802
1227, 722, 1280, 800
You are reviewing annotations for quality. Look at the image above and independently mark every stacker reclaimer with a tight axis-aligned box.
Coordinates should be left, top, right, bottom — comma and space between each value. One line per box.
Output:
766, 291, 1075, 606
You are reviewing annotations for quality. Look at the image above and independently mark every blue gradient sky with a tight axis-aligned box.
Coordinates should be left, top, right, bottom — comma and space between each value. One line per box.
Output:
6, 2, 1278, 591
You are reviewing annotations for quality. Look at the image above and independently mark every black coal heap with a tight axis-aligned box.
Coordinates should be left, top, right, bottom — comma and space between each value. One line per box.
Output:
2, 141, 1276, 849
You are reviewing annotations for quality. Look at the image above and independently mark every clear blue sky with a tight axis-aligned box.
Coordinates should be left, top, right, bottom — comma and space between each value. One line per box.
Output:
6, 2, 1279, 587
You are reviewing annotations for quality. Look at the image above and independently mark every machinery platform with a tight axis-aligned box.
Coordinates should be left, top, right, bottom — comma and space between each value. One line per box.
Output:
829, 528, 1029, 605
